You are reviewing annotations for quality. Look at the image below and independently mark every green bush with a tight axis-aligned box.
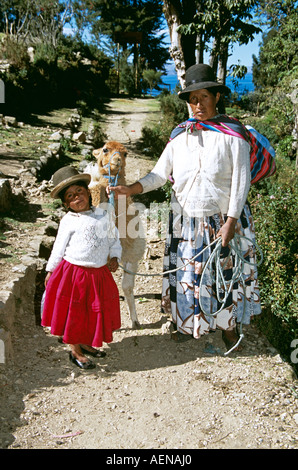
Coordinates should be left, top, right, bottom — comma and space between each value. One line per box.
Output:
136, 92, 188, 159
249, 157, 298, 371
0, 36, 112, 118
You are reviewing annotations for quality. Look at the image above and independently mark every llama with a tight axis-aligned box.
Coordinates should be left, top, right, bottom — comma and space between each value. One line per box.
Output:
85, 141, 146, 329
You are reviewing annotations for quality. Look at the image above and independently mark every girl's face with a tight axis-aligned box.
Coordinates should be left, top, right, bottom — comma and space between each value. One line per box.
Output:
63, 184, 91, 212
189, 88, 220, 121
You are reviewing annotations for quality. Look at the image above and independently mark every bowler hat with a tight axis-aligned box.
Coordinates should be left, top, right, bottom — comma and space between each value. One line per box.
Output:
50, 166, 91, 198
178, 64, 231, 101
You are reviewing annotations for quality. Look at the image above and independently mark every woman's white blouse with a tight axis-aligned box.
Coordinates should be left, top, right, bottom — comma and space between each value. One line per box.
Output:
46, 207, 122, 272
139, 129, 251, 219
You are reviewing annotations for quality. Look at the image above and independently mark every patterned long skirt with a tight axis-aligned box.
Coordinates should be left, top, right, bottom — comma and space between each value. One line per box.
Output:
161, 203, 262, 338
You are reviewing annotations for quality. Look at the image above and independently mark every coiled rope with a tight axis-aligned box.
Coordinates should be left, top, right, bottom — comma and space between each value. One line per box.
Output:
118, 233, 263, 355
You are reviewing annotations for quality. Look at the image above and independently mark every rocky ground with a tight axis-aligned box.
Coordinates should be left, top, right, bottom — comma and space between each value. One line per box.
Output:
0, 97, 297, 451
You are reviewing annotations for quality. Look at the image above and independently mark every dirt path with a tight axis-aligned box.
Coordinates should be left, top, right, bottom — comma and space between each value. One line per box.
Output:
0, 98, 297, 451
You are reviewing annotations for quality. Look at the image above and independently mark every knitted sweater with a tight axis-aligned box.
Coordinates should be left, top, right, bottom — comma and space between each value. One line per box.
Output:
139, 129, 251, 219
46, 207, 122, 272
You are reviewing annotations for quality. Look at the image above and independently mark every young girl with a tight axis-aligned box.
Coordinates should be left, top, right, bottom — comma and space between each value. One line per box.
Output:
41, 166, 122, 369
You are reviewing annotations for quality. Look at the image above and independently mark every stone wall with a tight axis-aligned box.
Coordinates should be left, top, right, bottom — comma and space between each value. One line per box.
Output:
0, 223, 57, 366
0, 264, 37, 364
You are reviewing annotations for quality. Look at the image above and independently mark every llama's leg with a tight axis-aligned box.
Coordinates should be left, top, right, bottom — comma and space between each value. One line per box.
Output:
122, 262, 140, 329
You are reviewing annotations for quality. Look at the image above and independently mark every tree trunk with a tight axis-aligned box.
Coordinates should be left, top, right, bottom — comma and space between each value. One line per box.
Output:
196, 33, 204, 64
209, 38, 218, 75
163, 0, 186, 88
218, 46, 229, 84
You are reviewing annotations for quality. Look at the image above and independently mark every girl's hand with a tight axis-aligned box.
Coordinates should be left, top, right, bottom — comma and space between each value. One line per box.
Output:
108, 257, 119, 272
44, 272, 52, 288
217, 217, 237, 247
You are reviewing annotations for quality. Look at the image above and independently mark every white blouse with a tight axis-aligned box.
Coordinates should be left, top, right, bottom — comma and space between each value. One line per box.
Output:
139, 129, 251, 219
46, 206, 122, 273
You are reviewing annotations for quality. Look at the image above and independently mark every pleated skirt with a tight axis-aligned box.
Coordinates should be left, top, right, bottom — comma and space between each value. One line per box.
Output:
161, 203, 262, 338
41, 260, 121, 347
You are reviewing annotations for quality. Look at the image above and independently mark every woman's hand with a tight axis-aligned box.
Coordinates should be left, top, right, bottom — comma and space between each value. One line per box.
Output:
106, 182, 143, 199
108, 257, 119, 272
217, 217, 237, 247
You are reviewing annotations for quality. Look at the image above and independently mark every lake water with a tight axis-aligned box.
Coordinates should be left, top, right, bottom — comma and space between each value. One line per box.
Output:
150, 72, 254, 96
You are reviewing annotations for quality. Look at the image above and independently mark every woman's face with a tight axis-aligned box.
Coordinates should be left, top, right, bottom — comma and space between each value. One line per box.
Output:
63, 184, 91, 212
189, 88, 220, 121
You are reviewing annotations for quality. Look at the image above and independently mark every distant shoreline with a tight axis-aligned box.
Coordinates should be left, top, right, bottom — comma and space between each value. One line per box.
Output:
151, 72, 254, 96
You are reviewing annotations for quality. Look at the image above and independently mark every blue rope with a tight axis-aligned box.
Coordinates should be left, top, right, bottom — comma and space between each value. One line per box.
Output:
103, 151, 121, 207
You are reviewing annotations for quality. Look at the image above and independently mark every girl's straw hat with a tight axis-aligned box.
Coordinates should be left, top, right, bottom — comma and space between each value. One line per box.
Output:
50, 166, 91, 198
178, 64, 231, 100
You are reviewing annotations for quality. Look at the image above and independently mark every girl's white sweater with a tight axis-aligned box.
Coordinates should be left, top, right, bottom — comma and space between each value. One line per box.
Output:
46, 207, 122, 272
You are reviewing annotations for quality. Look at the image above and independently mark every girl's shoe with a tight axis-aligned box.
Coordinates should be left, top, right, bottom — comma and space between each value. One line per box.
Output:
69, 352, 96, 369
80, 345, 106, 358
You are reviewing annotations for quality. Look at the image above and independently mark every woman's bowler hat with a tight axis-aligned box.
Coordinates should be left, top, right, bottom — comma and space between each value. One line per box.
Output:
178, 64, 231, 101
50, 166, 91, 198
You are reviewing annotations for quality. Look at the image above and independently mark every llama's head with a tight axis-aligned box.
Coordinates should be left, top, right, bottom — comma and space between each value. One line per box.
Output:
93, 141, 127, 176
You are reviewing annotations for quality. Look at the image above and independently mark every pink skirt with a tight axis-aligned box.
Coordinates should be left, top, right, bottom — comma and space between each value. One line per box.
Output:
41, 260, 121, 347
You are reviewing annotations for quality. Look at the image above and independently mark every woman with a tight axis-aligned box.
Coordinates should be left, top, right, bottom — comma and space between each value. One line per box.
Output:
108, 64, 261, 351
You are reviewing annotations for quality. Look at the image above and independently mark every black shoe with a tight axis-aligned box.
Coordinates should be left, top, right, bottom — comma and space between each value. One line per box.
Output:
79, 345, 107, 358
221, 327, 243, 352
69, 352, 96, 369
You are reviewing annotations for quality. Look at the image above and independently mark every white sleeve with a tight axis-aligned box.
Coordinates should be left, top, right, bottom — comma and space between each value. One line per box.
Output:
138, 144, 173, 193
227, 138, 251, 219
46, 215, 72, 272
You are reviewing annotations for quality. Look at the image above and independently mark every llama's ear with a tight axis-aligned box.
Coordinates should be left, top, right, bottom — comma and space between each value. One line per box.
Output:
93, 148, 103, 167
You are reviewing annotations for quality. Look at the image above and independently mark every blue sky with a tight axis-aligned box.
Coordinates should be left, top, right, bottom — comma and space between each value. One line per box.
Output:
227, 32, 263, 69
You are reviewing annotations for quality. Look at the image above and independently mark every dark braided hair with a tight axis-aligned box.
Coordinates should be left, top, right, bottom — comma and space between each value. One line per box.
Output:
206, 86, 226, 114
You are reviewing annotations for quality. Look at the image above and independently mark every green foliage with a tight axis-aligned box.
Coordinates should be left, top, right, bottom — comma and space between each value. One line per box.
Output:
250, 179, 297, 321
73, 0, 170, 93
244, 115, 279, 145
237, 69, 298, 164
252, 5, 298, 89
232, 2, 298, 368
0, 36, 30, 69
176, 0, 261, 73
136, 91, 188, 159
0, 35, 112, 117
142, 69, 163, 94
249, 161, 298, 368
119, 54, 136, 95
